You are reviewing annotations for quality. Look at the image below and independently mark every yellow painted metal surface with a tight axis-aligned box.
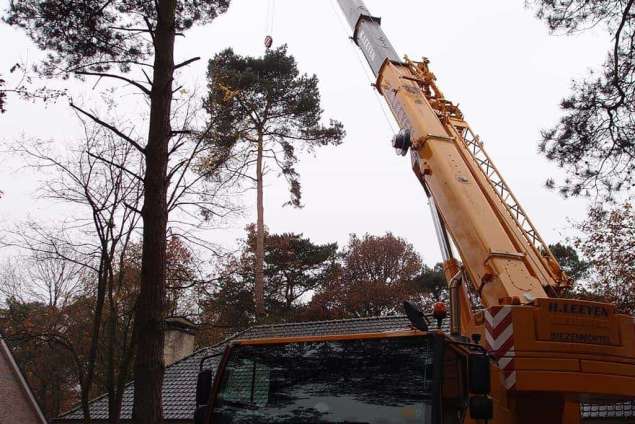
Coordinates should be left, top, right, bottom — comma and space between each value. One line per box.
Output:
376, 59, 565, 307
371, 55, 635, 421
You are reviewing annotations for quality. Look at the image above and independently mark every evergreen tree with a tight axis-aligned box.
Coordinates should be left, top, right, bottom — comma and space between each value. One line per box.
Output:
199, 227, 339, 342
549, 242, 590, 283
203, 46, 344, 320
528, 0, 635, 198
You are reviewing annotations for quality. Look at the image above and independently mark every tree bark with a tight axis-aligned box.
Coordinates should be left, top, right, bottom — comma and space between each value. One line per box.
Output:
112, 249, 136, 424
131, 1, 176, 423
81, 254, 108, 424
107, 267, 116, 424
113, 333, 134, 424
255, 134, 265, 320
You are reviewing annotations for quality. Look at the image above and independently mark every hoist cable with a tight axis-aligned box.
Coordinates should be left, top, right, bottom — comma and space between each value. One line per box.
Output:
264, 0, 272, 34
265, 0, 275, 36
264, 0, 275, 50
270, 0, 276, 35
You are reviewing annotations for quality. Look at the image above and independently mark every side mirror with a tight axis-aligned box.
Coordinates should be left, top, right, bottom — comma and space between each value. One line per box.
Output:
194, 405, 209, 424
468, 354, 490, 394
196, 369, 214, 406
469, 395, 493, 420
403, 301, 429, 332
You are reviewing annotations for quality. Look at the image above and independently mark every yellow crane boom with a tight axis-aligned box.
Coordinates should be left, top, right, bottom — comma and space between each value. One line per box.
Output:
337, 1, 635, 423
338, 0, 569, 310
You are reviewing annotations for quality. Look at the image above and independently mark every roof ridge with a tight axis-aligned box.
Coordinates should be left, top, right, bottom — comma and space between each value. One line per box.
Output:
247, 314, 410, 331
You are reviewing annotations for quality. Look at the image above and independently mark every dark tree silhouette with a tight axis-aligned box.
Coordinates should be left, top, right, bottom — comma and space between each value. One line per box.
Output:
203, 45, 344, 320
199, 227, 339, 342
3, 131, 143, 423
413, 263, 447, 308
4, 2, 230, 423
548, 242, 590, 283
528, 0, 635, 199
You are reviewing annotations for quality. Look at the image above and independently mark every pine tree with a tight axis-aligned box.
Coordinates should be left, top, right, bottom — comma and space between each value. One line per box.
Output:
203, 45, 344, 320
529, 0, 635, 198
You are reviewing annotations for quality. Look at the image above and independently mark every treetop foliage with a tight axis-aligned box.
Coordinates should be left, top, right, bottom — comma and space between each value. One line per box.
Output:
530, 0, 626, 32
343, 233, 423, 285
575, 202, 634, 313
4, 0, 230, 75
548, 242, 590, 283
528, 0, 635, 198
203, 45, 345, 207
206, 45, 343, 144
202, 225, 339, 324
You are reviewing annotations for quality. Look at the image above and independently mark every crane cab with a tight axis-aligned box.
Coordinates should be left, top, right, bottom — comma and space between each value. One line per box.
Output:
194, 331, 492, 424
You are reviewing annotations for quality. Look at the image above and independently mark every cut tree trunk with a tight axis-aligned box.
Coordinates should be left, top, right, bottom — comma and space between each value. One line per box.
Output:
255, 134, 265, 320
131, 0, 176, 423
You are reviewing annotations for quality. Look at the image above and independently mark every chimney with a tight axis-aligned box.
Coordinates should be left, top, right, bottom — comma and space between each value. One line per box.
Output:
163, 317, 197, 366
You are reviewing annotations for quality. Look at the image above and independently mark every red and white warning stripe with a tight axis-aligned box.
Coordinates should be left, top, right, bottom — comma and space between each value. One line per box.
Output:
485, 306, 516, 390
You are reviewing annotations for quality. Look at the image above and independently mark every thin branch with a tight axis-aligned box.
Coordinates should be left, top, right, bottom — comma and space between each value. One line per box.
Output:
141, 69, 153, 86
87, 152, 143, 182
611, 0, 634, 106
170, 130, 193, 136
76, 71, 151, 96
143, 16, 156, 45
123, 201, 143, 215
70, 103, 146, 155
175, 57, 201, 70
108, 26, 154, 33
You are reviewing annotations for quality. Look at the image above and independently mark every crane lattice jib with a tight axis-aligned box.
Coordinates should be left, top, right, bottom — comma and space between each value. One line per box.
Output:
404, 59, 570, 292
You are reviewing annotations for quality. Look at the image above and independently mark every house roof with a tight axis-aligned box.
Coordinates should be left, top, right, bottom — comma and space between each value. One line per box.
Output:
56, 314, 633, 422
0, 334, 48, 424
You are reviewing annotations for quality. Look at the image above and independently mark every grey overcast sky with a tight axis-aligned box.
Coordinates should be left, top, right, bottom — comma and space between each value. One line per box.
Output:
0, 0, 609, 265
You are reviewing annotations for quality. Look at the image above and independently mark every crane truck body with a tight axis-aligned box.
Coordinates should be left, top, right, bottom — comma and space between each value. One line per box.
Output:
195, 1, 635, 423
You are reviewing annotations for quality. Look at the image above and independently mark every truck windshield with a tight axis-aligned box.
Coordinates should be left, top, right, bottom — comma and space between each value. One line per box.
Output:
211, 336, 435, 424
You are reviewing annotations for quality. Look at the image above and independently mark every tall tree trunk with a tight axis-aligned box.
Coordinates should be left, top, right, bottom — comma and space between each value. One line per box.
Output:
113, 335, 134, 424
82, 255, 108, 424
107, 271, 117, 424
80, 381, 91, 424
255, 134, 265, 320
112, 250, 135, 424
132, 1, 176, 423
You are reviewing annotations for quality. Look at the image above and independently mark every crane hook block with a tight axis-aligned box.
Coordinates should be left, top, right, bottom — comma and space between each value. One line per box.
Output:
264, 35, 273, 49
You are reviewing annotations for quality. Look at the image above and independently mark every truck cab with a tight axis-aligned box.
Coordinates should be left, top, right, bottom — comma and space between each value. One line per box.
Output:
194, 330, 492, 424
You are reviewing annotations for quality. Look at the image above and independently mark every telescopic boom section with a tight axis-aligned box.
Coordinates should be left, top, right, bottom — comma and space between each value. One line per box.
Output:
337, 0, 569, 308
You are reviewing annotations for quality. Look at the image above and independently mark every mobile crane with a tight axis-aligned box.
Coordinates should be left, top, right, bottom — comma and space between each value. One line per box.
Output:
194, 1, 635, 423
